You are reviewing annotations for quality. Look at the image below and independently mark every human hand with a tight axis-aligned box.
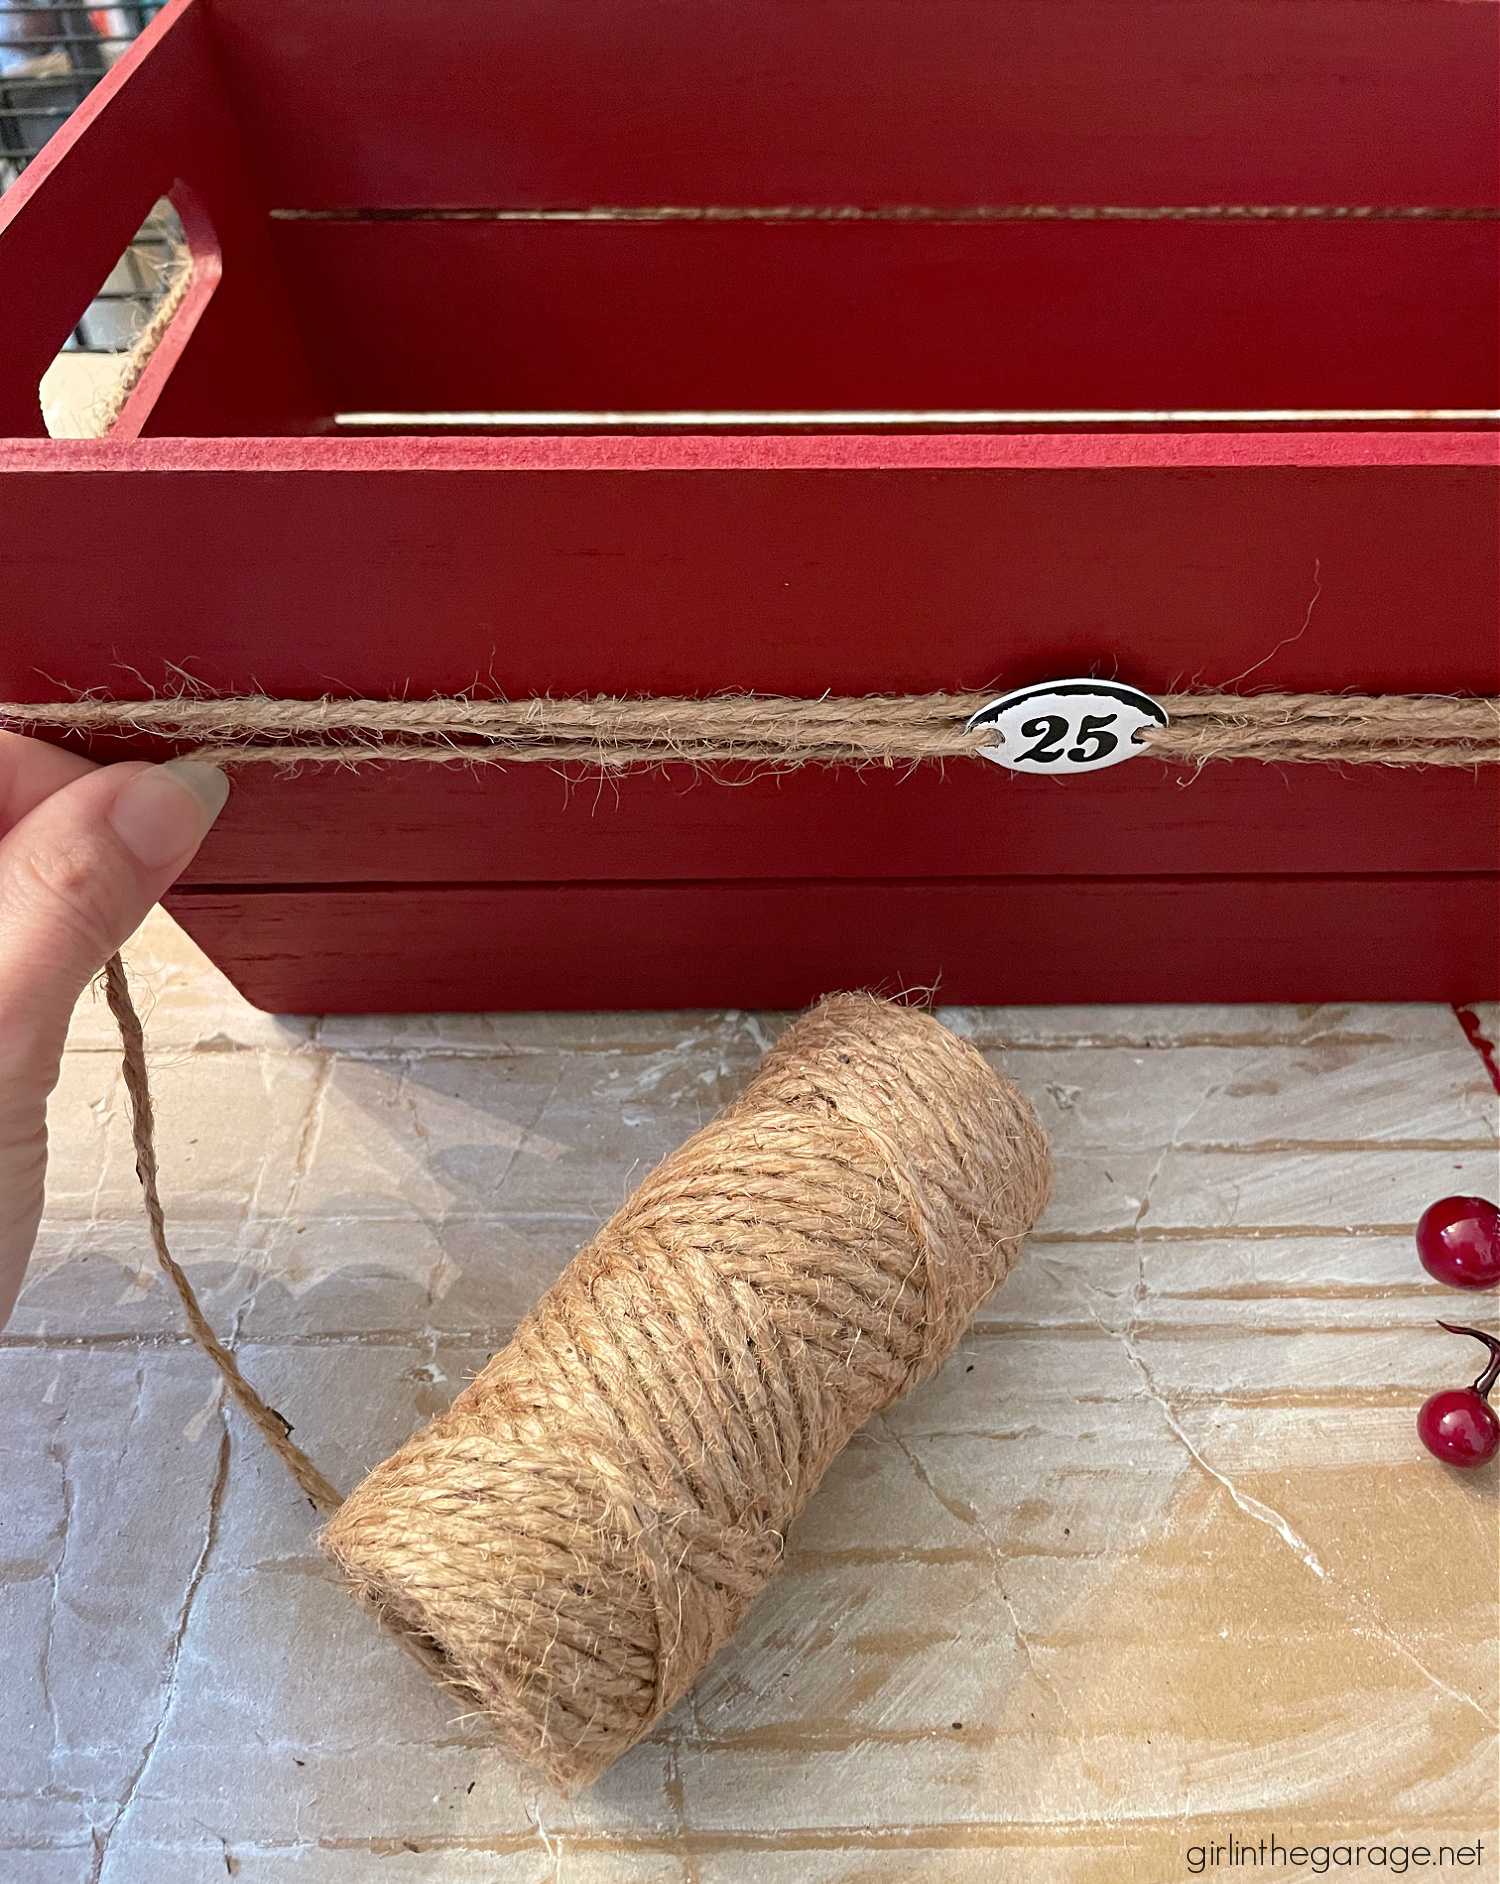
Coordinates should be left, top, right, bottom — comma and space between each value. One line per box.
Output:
0, 734, 228, 1327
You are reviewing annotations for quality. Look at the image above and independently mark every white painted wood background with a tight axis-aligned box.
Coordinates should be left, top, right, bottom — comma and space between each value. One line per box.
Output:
4, 909, 1496, 1882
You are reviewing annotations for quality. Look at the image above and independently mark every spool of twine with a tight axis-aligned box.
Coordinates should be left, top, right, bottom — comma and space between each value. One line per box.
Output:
100, 958, 1049, 1785
319, 993, 1051, 1790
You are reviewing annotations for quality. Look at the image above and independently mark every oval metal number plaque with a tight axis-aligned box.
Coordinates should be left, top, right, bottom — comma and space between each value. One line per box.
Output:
966, 680, 1168, 775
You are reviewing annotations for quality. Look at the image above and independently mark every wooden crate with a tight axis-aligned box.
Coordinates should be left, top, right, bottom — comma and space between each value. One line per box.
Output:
1, 0, 1496, 1010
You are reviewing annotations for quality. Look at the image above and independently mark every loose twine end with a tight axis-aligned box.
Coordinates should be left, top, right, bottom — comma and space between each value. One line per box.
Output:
101, 952, 345, 1515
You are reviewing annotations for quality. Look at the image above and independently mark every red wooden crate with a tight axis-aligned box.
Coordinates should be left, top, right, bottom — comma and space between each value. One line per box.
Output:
1, 0, 1496, 1010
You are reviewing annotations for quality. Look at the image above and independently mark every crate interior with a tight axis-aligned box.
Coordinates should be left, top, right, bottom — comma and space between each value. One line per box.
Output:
221, 0, 1500, 430
8, 0, 1500, 436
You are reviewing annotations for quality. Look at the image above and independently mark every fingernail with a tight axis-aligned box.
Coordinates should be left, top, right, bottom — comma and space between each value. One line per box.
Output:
108, 761, 230, 870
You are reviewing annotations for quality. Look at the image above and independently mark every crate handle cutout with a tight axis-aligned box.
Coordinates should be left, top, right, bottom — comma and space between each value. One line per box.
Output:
37, 180, 220, 440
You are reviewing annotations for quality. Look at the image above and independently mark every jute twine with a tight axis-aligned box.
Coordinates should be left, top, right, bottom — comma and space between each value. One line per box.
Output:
102, 954, 345, 1513
101, 958, 1050, 1789
7, 689, 1498, 768
89, 257, 193, 436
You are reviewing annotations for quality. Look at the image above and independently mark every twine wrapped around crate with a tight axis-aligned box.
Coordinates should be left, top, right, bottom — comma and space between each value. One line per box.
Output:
101, 963, 1051, 1790
5, 687, 1499, 766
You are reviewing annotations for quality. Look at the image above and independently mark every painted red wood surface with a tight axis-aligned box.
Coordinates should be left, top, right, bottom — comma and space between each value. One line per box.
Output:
272, 221, 1497, 416
209, 0, 1496, 208
1, 0, 1495, 437
170, 762, 1500, 889
165, 877, 1500, 1012
5, 438, 1493, 1005
4, 439, 1495, 702
2, 2, 1494, 1009
0, 0, 317, 438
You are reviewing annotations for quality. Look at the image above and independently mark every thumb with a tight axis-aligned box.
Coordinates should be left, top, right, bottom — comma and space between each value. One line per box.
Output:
0, 758, 228, 1325
0, 758, 229, 1025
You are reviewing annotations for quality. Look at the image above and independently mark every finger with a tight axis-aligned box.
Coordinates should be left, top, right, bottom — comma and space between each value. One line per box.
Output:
0, 757, 229, 1034
0, 730, 97, 835
0, 759, 228, 1327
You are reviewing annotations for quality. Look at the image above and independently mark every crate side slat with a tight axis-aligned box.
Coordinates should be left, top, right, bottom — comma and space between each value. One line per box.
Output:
1, 450, 1494, 701
205, 0, 1498, 209
163, 876, 1500, 1012
269, 220, 1498, 419
163, 762, 1500, 889
5, 433, 1494, 471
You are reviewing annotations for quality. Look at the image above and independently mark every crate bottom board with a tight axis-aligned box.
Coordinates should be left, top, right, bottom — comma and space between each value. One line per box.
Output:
163, 874, 1498, 1013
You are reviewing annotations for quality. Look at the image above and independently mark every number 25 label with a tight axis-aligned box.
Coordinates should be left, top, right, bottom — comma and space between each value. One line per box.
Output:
966, 681, 1168, 776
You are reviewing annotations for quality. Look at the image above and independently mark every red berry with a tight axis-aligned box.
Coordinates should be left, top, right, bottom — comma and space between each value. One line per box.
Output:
1419, 1324, 1500, 1469
1417, 1389, 1500, 1468
1415, 1195, 1500, 1290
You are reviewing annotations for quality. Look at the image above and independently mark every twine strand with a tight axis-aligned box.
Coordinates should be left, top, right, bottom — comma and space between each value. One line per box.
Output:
101, 953, 345, 1514
90, 258, 194, 437
7, 690, 1497, 769
104, 955, 501, 1699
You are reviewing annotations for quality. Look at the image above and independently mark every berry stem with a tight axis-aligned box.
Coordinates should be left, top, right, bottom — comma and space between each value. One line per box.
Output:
1437, 1322, 1500, 1399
